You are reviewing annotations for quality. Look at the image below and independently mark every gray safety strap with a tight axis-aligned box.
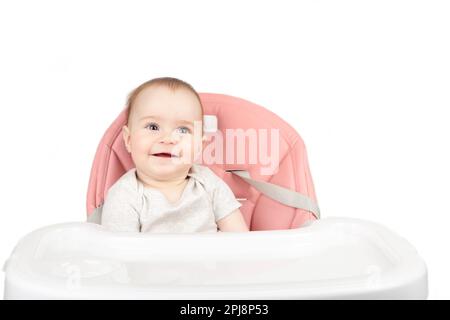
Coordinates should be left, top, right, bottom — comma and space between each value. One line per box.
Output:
228, 170, 321, 219
87, 206, 102, 224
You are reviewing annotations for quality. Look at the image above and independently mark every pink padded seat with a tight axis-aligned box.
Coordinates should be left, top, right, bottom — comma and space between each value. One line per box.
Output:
86, 93, 319, 231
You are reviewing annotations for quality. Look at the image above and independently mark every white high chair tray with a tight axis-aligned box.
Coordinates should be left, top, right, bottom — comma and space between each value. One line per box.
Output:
3, 217, 427, 299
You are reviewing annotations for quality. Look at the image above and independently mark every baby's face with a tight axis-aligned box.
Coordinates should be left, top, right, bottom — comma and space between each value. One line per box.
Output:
123, 86, 204, 181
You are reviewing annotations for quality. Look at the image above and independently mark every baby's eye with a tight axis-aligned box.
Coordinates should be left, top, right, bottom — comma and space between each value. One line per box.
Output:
176, 126, 191, 134
145, 122, 159, 131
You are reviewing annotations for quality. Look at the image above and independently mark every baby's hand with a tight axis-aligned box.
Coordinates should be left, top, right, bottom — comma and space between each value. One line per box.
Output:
216, 209, 249, 232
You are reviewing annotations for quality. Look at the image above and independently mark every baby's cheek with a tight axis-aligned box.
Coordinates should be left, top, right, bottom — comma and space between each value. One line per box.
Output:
132, 141, 147, 155
177, 137, 198, 163
129, 138, 147, 165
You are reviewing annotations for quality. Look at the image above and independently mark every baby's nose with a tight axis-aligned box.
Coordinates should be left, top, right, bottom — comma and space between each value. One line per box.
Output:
160, 131, 180, 144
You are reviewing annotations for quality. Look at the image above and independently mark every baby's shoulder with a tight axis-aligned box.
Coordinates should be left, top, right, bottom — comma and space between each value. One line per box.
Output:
189, 164, 222, 189
106, 168, 140, 198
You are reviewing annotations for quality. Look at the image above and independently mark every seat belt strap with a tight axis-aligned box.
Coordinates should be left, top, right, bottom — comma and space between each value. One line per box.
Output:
228, 170, 321, 219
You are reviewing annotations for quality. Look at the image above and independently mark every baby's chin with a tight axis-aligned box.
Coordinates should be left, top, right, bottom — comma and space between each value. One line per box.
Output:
140, 158, 193, 178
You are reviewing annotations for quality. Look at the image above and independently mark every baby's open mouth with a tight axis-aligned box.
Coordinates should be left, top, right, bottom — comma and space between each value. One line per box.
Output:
151, 152, 179, 158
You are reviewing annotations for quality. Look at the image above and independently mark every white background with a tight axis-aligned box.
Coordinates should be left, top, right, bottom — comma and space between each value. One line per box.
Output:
1, 0, 449, 299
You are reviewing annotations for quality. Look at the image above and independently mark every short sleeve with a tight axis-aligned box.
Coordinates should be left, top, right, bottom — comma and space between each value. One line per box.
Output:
101, 183, 141, 232
211, 178, 243, 222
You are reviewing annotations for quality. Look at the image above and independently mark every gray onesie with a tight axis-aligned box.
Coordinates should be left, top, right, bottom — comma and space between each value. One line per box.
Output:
101, 164, 242, 233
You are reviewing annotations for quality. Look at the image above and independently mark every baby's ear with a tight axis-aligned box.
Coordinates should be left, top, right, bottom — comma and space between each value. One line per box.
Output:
122, 125, 132, 153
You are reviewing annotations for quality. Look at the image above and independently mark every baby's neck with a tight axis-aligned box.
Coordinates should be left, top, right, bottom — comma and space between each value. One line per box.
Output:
135, 169, 188, 190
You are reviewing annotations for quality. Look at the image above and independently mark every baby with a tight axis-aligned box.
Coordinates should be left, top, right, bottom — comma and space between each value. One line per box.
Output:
101, 77, 249, 233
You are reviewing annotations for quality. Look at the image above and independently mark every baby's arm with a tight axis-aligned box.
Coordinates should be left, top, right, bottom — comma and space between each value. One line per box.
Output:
217, 208, 249, 232
209, 172, 249, 232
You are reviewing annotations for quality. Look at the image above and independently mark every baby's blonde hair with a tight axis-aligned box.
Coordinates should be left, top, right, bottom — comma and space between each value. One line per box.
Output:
125, 77, 204, 126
